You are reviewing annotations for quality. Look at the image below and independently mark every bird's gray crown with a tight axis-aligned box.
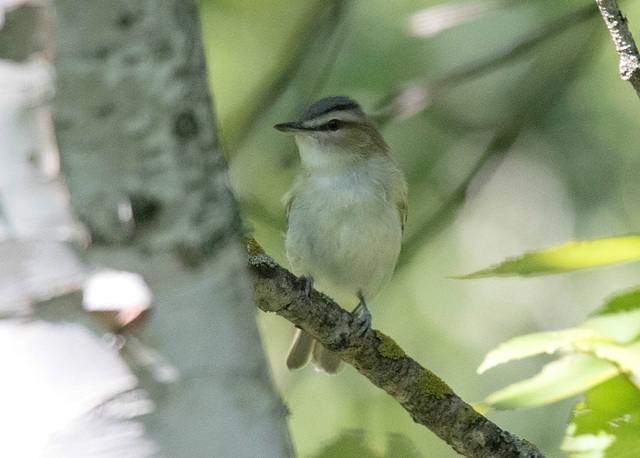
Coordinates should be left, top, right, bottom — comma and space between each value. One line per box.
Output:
298, 96, 362, 122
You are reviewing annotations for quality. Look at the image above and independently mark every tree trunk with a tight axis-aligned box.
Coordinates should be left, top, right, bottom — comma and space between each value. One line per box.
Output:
0, 0, 293, 456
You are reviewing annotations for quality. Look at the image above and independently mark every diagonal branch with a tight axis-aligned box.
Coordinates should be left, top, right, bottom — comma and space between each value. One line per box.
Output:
374, 3, 599, 121
223, 0, 348, 156
595, 0, 640, 100
396, 21, 599, 269
245, 239, 544, 458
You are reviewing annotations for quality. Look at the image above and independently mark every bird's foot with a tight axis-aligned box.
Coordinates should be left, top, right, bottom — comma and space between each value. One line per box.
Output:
351, 291, 372, 337
302, 276, 314, 297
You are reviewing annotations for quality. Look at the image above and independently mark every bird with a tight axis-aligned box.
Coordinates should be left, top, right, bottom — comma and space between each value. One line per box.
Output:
274, 96, 407, 373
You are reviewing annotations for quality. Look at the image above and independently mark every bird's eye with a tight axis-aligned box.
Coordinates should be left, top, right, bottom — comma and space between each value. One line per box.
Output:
327, 119, 341, 131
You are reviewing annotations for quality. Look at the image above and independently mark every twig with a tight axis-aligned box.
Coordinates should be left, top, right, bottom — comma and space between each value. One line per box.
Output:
398, 131, 515, 267
303, 3, 351, 104
375, 3, 598, 120
243, 5, 598, 240
396, 22, 600, 268
245, 239, 545, 458
224, 0, 348, 156
595, 0, 640, 100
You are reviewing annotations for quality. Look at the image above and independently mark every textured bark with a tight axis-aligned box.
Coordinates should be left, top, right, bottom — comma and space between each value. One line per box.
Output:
595, 0, 640, 100
246, 239, 545, 458
0, 2, 155, 455
0, 1, 85, 316
51, 0, 293, 456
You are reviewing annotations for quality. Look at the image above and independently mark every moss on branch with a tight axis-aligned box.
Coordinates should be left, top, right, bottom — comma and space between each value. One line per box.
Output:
245, 239, 545, 458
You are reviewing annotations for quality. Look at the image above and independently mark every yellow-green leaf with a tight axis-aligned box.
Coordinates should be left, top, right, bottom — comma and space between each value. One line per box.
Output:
562, 376, 640, 457
582, 310, 640, 344
479, 354, 618, 410
592, 287, 640, 316
578, 342, 640, 380
456, 236, 640, 279
561, 427, 615, 457
477, 328, 612, 374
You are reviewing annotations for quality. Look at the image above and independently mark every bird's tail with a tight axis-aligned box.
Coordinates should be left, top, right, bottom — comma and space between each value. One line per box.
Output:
286, 328, 343, 373
286, 329, 314, 370
312, 341, 343, 374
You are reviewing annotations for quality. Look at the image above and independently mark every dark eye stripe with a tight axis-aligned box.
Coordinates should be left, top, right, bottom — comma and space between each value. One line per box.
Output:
308, 120, 354, 131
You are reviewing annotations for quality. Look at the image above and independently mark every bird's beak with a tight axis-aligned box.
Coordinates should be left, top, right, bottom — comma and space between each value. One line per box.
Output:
274, 122, 309, 132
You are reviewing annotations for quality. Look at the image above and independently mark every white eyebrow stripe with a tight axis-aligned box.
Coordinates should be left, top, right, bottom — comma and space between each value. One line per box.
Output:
304, 110, 365, 128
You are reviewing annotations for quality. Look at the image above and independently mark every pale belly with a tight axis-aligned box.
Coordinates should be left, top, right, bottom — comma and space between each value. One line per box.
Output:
285, 196, 402, 309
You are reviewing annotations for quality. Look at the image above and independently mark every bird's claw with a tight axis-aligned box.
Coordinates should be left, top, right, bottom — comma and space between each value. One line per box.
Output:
303, 276, 314, 297
351, 292, 372, 337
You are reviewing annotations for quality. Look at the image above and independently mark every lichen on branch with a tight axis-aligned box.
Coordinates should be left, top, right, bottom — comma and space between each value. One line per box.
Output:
245, 238, 545, 458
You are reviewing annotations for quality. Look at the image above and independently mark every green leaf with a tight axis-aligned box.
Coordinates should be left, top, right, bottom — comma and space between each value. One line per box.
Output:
477, 328, 612, 374
479, 354, 618, 410
478, 304, 640, 375
455, 236, 640, 278
592, 287, 640, 316
562, 376, 640, 457
561, 429, 616, 457
582, 310, 640, 344
579, 342, 640, 381
477, 309, 640, 411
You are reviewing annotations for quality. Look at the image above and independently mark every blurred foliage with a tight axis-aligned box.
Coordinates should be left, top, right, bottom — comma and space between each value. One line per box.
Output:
220, 0, 350, 153
198, 0, 640, 456
594, 287, 640, 316
458, 236, 640, 278
467, 245, 640, 455
562, 376, 640, 457
313, 430, 422, 458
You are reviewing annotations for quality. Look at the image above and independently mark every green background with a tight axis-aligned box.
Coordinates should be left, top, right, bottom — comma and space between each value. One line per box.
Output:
198, 0, 640, 456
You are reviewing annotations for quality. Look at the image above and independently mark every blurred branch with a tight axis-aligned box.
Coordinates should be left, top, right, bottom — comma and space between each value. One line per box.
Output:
245, 4, 600, 263
245, 239, 545, 458
278, 5, 352, 170
595, 0, 640, 100
374, 3, 598, 122
246, 4, 597, 238
398, 131, 515, 267
302, 2, 351, 104
224, 0, 348, 156
408, 0, 502, 39
396, 16, 600, 268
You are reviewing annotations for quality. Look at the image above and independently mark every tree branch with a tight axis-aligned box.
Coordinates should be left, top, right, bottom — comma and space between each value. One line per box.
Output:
374, 4, 598, 122
245, 239, 544, 458
595, 0, 640, 100
223, 0, 348, 156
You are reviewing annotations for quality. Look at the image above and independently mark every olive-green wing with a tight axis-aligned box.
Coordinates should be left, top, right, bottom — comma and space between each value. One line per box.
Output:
392, 170, 408, 232
283, 190, 295, 229
397, 199, 408, 232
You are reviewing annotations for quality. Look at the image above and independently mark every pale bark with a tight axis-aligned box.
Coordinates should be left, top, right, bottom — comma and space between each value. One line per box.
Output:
0, 0, 293, 456
51, 0, 293, 455
595, 0, 640, 100
0, 3, 153, 454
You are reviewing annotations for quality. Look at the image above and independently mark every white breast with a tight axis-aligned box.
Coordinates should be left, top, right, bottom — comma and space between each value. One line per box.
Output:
285, 156, 402, 308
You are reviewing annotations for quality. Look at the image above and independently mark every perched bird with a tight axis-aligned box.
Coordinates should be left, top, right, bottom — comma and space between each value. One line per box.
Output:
274, 96, 407, 373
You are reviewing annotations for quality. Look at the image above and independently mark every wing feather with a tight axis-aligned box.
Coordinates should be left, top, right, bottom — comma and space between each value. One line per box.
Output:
283, 190, 295, 229
392, 169, 408, 232
397, 199, 408, 232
